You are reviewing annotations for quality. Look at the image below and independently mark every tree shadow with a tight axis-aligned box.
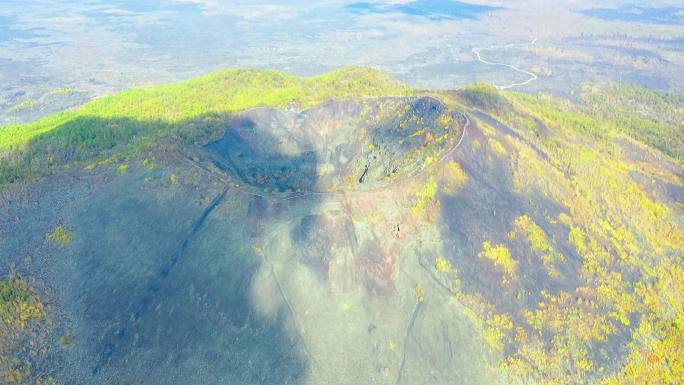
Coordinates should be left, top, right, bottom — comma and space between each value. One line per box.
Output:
0, 112, 232, 185
8, 112, 319, 384
204, 113, 319, 193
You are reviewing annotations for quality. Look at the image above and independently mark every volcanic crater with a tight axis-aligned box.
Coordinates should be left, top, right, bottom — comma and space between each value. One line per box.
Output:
203, 96, 465, 193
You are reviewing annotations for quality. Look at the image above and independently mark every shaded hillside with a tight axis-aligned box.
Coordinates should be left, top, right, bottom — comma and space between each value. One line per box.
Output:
0, 67, 413, 185
0, 68, 682, 385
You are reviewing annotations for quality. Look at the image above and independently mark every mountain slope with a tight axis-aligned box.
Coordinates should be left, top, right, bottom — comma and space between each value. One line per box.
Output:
0, 68, 682, 385
0, 67, 413, 185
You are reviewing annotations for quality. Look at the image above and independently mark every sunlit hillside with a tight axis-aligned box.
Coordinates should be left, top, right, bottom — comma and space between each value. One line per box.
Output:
1, 67, 682, 384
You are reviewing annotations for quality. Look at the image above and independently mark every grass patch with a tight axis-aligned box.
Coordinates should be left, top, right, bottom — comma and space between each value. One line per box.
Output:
46, 224, 73, 247
0, 276, 44, 327
0, 275, 47, 384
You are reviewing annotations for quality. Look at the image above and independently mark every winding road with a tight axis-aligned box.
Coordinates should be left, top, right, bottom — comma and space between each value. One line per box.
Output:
472, 38, 539, 90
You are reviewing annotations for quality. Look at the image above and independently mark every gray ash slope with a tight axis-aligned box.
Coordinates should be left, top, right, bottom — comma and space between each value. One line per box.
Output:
1, 89, 683, 385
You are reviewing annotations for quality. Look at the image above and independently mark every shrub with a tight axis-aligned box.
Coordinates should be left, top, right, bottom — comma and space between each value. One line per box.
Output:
46, 224, 73, 247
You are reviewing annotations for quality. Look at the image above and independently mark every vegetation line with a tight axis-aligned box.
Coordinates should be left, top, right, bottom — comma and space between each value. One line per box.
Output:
472, 38, 539, 90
